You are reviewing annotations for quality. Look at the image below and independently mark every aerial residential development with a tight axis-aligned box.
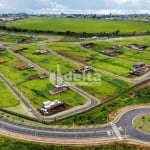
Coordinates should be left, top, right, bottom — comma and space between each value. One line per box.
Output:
0, 0, 150, 150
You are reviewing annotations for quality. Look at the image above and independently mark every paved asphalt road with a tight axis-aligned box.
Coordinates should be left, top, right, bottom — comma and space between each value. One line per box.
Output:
0, 107, 150, 144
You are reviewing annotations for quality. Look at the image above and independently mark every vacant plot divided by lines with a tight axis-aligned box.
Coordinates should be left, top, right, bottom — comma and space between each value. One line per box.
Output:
47, 44, 133, 77
0, 51, 87, 109
11, 44, 132, 101
0, 78, 19, 108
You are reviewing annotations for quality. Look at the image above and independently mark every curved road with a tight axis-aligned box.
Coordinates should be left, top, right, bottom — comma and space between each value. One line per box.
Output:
0, 107, 150, 144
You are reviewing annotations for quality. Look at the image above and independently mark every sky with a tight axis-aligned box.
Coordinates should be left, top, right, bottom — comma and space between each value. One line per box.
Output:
0, 0, 150, 14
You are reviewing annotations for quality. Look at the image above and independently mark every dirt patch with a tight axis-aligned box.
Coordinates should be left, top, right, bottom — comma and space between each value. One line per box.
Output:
127, 44, 148, 51
57, 51, 90, 63
14, 47, 28, 53
17, 36, 37, 44
14, 59, 27, 67
14, 59, 33, 71
101, 45, 123, 57
82, 43, 95, 49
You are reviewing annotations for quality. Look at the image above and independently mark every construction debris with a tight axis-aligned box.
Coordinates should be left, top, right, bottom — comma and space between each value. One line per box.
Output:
82, 43, 95, 49
127, 44, 148, 51
130, 62, 150, 76
39, 73, 49, 79
49, 84, 69, 95
33, 50, 49, 55
40, 100, 66, 115
29, 73, 49, 80
17, 36, 37, 44
73, 66, 94, 74
15, 60, 34, 71
101, 45, 122, 57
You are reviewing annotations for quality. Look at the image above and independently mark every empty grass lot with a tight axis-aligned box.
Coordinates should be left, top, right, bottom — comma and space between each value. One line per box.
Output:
76, 72, 132, 101
47, 44, 133, 76
0, 80, 19, 108
88, 37, 150, 65
0, 51, 86, 108
115, 36, 150, 51
115, 36, 150, 52
7, 17, 150, 33
0, 33, 26, 43
10, 45, 132, 102
0, 33, 46, 43
11, 44, 78, 74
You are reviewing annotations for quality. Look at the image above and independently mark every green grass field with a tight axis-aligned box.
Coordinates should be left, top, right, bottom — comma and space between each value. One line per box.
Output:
75, 72, 132, 101
88, 37, 150, 65
0, 51, 87, 108
0, 32, 47, 43
11, 44, 78, 74
115, 36, 150, 52
0, 33, 25, 43
0, 80, 19, 108
11, 44, 132, 101
47, 44, 133, 76
7, 17, 150, 33
134, 114, 150, 133
115, 36, 150, 50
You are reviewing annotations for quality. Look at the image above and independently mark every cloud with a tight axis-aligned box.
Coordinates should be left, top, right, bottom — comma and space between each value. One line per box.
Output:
113, 0, 139, 5
105, 0, 150, 9
26, 1, 69, 14
0, 0, 150, 14
0, 1, 8, 9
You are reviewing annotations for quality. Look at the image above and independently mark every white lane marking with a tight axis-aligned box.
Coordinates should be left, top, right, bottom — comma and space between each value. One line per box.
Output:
107, 130, 111, 136
111, 123, 122, 140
